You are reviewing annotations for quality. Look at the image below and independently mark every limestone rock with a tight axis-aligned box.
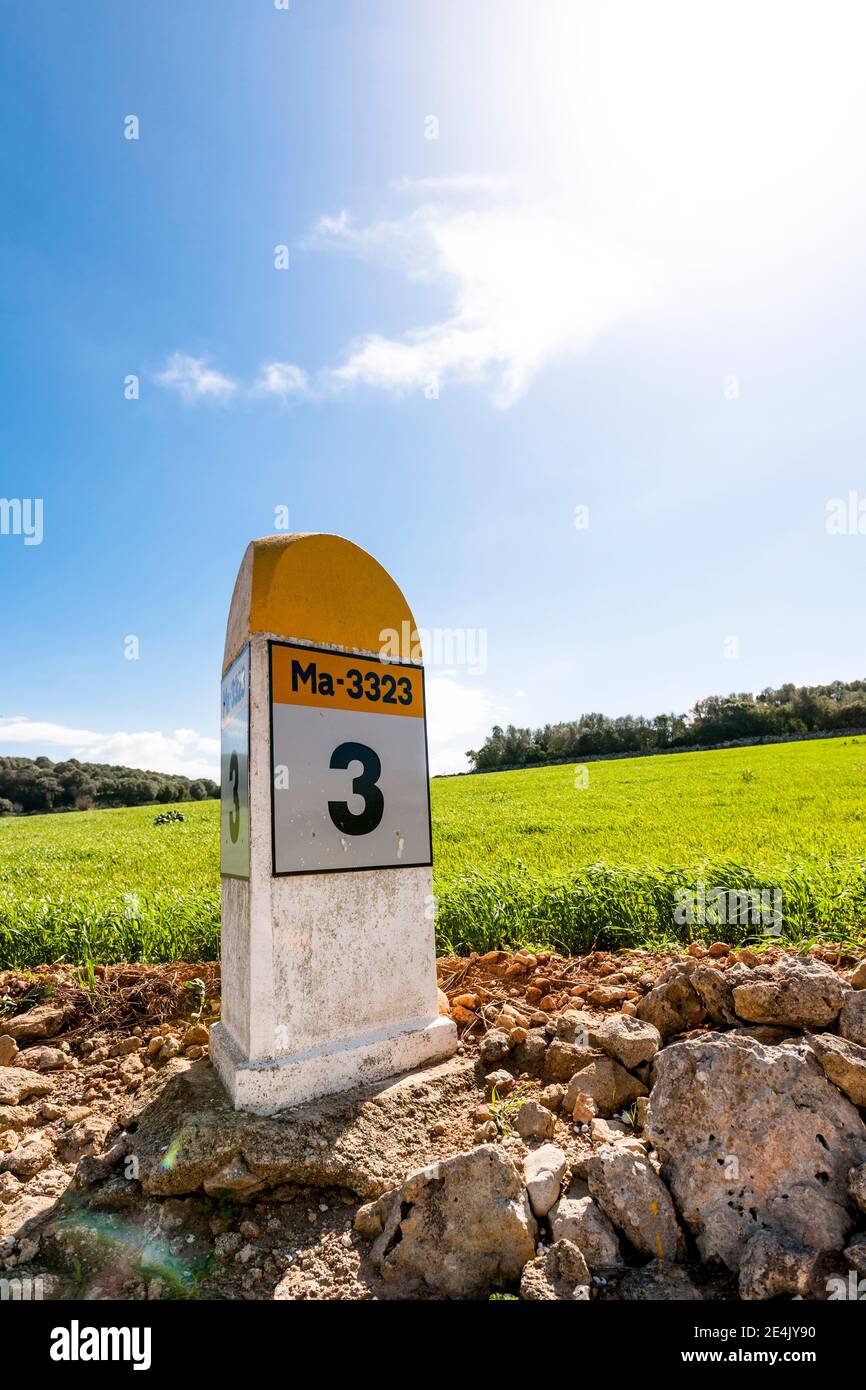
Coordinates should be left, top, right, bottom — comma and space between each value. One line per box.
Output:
550, 1184, 623, 1270
637, 964, 706, 1039
648, 1033, 866, 1269
738, 1231, 821, 1300
594, 1014, 661, 1070
513, 1100, 556, 1140
478, 1030, 512, 1066
539, 1084, 564, 1111
732, 955, 849, 1028
843, 1233, 866, 1274
17, 1047, 70, 1072
127, 1056, 478, 1199
850, 959, 866, 989
519, 1239, 590, 1300
691, 964, 739, 1026
1, 1004, 69, 1043
587, 1143, 686, 1261
808, 1032, 866, 1108
366, 1145, 537, 1298
524, 1143, 566, 1217
511, 1031, 547, 1076
484, 1069, 514, 1096
839, 990, 866, 1048
0, 1139, 53, 1180
570, 1091, 598, 1124
563, 1057, 647, 1118
0, 1068, 53, 1106
543, 1040, 598, 1083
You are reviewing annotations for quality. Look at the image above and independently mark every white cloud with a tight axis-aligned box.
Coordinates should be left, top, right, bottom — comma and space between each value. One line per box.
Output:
424, 674, 493, 776
254, 360, 310, 399
312, 198, 657, 407
0, 718, 218, 781
155, 353, 237, 402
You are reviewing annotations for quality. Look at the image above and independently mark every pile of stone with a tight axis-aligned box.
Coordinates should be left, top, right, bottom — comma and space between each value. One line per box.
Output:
357, 951, 866, 1300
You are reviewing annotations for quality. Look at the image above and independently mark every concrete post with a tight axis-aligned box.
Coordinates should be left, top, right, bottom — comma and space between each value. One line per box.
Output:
210, 534, 456, 1112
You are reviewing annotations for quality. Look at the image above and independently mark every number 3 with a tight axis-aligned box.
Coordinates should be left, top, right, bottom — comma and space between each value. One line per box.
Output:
328, 742, 384, 835
228, 751, 240, 843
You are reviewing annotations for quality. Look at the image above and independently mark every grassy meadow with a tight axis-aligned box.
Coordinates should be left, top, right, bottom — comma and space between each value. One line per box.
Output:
1, 736, 864, 967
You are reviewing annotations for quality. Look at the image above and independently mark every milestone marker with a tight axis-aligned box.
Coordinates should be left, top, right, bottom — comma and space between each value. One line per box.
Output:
211, 533, 456, 1112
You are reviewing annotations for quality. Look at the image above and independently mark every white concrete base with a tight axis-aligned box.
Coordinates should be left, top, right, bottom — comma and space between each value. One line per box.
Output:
210, 1014, 458, 1114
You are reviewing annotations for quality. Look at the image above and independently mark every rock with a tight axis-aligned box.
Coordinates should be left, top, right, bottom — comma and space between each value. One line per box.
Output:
182, 1025, 209, 1049
511, 1032, 547, 1076
808, 1032, 866, 1107
648, 1032, 866, 1269
587, 1144, 686, 1261
17, 1047, 69, 1072
849, 1161, 866, 1214
593, 1014, 660, 1070
543, 1040, 598, 1083
484, 1069, 514, 1096
563, 1057, 647, 1118
691, 964, 739, 1026
553, 1011, 588, 1044
613, 1260, 703, 1300
850, 959, 866, 989
0, 1037, 18, 1068
0, 1068, 53, 1106
570, 1091, 598, 1124
128, 1055, 478, 1199
637, 968, 706, 1040
539, 1084, 564, 1111
365, 1146, 537, 1298
839, 990, 866, 1048
590, 1117, 631, 1146
519, 1239, 590, 1300
0, 1171, 20, 1204
437, 988, 451, 1016
524, 1143, 566, 1217
732, 955, 849, 1028
1, 1004, 69, 1043
843, 1233, 866, 1275
0, 1129, 18, 1153
550, 1185, 623, 1269
738, 1231, 821, 1300
478, 1030, 512, 1066
513, 1100, 556, 1140
0, 1139, 53, 1180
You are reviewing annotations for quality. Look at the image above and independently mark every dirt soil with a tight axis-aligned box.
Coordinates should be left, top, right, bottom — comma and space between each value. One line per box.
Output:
0, 942, 860, 1300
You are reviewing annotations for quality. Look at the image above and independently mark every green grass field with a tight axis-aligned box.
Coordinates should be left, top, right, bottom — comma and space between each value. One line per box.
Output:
1, 736, 864, 967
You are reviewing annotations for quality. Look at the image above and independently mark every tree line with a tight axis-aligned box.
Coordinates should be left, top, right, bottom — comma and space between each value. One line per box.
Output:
466, 678, 866, 772
0, 756, 218, 815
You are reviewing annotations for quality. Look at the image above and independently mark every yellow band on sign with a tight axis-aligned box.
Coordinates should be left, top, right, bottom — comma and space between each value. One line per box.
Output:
270, 642, 425, 718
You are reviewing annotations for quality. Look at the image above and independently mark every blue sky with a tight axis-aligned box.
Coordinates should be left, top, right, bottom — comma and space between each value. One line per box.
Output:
2, 0, 866, 775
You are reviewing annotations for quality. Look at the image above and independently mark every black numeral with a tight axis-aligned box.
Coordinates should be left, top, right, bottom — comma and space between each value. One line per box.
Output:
328, 742, 384, 835
228, 751, 240, 843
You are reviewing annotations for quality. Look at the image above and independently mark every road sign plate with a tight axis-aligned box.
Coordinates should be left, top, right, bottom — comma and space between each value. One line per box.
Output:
268, 640, 432, 876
